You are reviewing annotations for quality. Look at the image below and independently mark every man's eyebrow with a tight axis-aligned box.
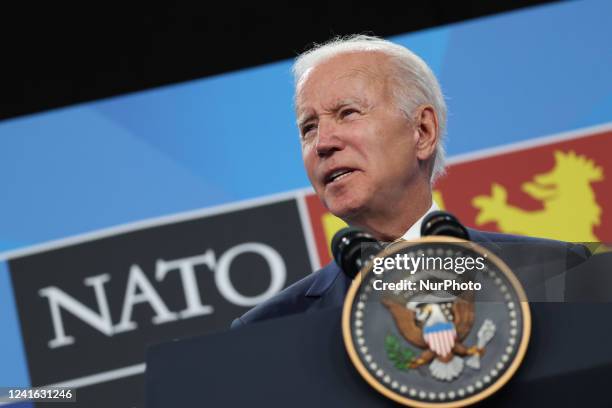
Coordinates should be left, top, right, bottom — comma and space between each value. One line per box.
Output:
329, 98, 368, 110
296, 98, 371, 129
297, 98, 367, 123
296, 111, 317, 129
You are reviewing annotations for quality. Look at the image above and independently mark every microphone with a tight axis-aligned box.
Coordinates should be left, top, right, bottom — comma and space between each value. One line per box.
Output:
421, 210, 470, 240
331, 227, 383, 279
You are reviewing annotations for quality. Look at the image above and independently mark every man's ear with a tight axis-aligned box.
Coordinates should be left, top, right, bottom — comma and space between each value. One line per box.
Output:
414, 105, 439, 161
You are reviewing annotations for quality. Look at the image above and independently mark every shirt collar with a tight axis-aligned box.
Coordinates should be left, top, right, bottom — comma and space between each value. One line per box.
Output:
400, 201, 440, 241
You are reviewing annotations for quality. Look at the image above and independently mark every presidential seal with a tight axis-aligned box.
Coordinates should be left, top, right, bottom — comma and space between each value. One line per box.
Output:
342, 236, 530, 407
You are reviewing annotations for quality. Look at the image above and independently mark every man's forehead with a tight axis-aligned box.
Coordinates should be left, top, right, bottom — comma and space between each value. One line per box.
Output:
295, 53, 390, 114
297, 53, 387, 91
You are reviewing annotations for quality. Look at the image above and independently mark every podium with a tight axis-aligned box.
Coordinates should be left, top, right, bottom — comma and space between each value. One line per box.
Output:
146, 254, 612, 407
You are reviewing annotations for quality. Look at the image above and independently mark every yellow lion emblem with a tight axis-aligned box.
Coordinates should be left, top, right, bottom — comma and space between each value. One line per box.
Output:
472, 150, 604, 241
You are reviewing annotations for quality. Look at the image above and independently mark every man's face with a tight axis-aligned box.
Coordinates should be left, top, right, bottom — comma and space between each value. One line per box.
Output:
296, 52, 423, 224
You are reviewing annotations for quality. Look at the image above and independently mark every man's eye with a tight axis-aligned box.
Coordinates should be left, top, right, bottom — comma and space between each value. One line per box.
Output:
301, 124, 316, 138
340, 108, 359, 118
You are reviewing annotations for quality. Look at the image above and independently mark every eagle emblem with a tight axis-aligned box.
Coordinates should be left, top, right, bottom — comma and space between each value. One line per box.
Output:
342, 239, 530, 407
382, 296, 496, 381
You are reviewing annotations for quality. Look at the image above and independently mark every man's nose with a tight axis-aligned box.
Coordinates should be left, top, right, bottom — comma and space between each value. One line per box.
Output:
316, 119, 344, 158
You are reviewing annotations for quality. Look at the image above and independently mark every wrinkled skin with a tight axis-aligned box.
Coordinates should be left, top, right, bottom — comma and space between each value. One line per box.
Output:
295, 52, 439, 241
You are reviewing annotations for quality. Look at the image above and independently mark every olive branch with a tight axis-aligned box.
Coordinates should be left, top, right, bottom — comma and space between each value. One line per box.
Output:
384, 333, 415, 370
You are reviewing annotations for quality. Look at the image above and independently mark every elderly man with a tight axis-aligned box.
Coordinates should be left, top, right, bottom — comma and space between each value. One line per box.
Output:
231, 35, 586, 328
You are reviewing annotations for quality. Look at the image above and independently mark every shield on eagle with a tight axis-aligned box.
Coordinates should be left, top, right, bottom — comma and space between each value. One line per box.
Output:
423, 322, 457, 358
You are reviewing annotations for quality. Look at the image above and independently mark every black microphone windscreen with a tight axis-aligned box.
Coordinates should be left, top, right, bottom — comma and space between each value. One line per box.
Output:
331, 227, 381, 279
421, 210, 470, 240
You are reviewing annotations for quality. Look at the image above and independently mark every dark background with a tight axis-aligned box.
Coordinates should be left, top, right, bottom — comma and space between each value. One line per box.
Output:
9, 199, 311, 386
1, 1, 556, 122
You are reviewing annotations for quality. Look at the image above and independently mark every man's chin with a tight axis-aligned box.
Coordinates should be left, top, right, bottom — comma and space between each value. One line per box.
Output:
325, 200, 365, 222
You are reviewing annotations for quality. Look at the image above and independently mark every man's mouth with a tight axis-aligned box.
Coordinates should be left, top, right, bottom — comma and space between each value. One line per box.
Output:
324, 168, 356, 185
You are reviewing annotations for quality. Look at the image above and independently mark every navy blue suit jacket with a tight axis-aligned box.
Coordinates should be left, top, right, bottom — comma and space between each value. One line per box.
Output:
231, 229, 589, 328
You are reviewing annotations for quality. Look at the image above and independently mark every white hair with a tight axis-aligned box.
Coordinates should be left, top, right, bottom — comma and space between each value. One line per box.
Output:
293, 35, 447, 183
